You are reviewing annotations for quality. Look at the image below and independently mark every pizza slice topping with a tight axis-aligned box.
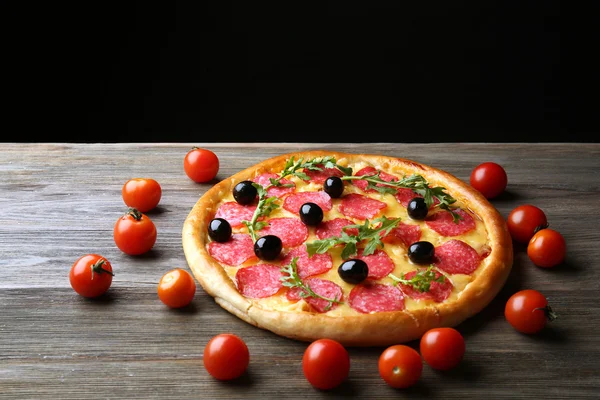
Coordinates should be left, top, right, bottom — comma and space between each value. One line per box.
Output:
380, 222, 422, 247
215, 202, 257, 228
301, 163, 344, 184
286, 278, 344, 313
252, 173, 295, 198
281, 258, 342, 311
390, 267, 453, 302
307, 216, 401, 260
355, 248, 395, 280
426, 209, 476, 236
236, 264, 283, 298
283, 191, 333, 214
315, 218, 359, 240
433, 240, 481, 274
208, 233, 256, 266
339, 193, 387, 220
258, 217, 308, 248
349, 283, 405, 313
352, 166, 399, 193
281, 246, 333, 279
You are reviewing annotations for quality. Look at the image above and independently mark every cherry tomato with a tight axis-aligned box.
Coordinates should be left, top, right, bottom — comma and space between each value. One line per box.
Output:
419, 327, 465, 371
302, 338, 350, 390
505, 289, 557, 334
378, 345, 422, 388
113, 208, 157, 255
184, 147, 219, 183
69, 254, 114, 298
121, 178, 162, 212
469, 162, 508, 199
527, 228, 566, 268
203, 333, 250, 380
157, 268, 196, 308
507, 204, 549, 243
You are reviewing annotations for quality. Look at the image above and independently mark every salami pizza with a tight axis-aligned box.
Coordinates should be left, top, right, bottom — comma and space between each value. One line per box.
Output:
182, 151, 513, 346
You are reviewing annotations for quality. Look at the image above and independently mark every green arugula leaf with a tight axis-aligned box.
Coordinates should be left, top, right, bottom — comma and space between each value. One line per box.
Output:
242, 183, 280, 241
269, 156, 352, 187
388, 265, 445, 292
306, 216, 401, 259
280, 257, 342, 311
341, 172, 461, 221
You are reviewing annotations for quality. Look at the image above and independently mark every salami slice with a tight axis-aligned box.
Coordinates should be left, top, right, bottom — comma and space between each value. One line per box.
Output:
286, 278, 343, 313
253, 173, 295, 198
349, 283, 405, 313
259, 217, 308, 247
339, 193, 387, 220
434, 239, 481, 274
381, 222, 422, 247
353, 166, 398, 193
425, 209, 476, 236
356, 249, 395, 280
281, 246, 333, 278
236, 264, 283, 298
214, 202, 257, 228
283, 191, 333, 214
397, 269, 453, 302
208, 233, 256, 266
315, 218, 359, 240
394, 188, 440, 208
302, 164, 344, 184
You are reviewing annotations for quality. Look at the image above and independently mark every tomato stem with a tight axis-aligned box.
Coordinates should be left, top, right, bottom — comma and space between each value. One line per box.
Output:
90, 259, 114, 279
127, 207, 143, 220
535, 305, 557, 322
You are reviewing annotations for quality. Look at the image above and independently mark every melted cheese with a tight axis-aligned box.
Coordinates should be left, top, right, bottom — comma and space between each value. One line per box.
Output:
214, 163, 491, 316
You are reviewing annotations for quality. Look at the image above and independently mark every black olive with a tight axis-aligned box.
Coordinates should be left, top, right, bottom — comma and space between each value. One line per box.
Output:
299, 202, 324, 226
407, 197, 428, 220
408, 241, 435, 264
324, 176, 344, 198
254, 235, 282, 261
233, 180, 258, 205
338, 259, 369, 284
207, 218, 232, 243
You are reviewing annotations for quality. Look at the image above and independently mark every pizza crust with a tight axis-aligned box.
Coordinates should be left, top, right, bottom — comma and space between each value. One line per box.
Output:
182, 151, 513, 346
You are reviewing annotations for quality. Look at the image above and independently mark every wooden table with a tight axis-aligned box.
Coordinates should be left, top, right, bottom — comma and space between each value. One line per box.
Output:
2, 142, 599, 399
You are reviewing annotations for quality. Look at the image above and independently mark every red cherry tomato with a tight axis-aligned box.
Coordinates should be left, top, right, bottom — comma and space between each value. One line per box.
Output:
122, 178, 162, 212
69, 254, 114, 298
505, 289, 557, 334
203, 333, 250, 380
470, 162, 508, 199
302, 338, 350, 390
507, 204, 549, 243
184, 147, 219, 183
527, 228, 566, 268
113, 208, 157, 255
157, 268, 196, 308
419, 327, 465, 371
378, 345, 422, 388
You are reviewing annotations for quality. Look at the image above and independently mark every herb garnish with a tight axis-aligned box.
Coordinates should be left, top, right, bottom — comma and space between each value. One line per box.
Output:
280, 257, 342, 311
306, 216, 401, 260
388, 265, 445, 292
341, 172, 461, 222
242, 183, 279, 241
269, 156, 352, 187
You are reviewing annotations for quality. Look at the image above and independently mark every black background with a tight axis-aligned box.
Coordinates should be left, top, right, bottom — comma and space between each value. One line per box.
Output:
2, 1, 592, 143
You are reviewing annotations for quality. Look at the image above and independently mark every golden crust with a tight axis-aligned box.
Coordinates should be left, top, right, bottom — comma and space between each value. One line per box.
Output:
182, 150, 513, 347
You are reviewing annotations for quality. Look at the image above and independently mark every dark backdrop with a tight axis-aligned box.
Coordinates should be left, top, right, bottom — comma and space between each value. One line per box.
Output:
2, 1, 589, 143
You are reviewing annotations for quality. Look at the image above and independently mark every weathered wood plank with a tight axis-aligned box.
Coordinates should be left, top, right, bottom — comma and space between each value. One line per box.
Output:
1, 143, 599, 399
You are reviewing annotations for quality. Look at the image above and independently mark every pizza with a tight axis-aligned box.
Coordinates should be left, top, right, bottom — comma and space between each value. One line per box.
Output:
182, 151, 513, 346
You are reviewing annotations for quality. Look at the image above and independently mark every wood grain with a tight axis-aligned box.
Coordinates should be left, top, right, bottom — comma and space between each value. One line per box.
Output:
1, 143, 599, 399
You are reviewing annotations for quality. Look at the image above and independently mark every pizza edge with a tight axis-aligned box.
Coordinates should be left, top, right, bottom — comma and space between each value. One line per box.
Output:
181, 150, 513, 346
